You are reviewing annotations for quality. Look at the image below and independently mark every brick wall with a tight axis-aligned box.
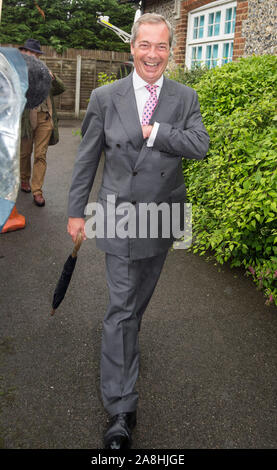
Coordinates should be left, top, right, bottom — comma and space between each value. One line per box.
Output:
233, 0, 248, 60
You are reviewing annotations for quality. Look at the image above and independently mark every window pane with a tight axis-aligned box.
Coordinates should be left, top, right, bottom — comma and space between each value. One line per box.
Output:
222, 43, 229, 64
222, 42, 234, 64
226, 8, 232, 21
208, 13, 214, 36
193, 17, 198, 39
208, 10, 222, 37
225, 7, 236, 34
225, 21, 231, 34
191, 46, 202, 68
214, 11, 221, 35
199, 15, 204, 38
205, 44, 219, 68
214, 23, 220, 35
223, 42, 229, 57
212, 44, 218, 67
206, 45, 211, 68
193, 15, 205, 39
232, 7, 236, 33
216, 11, 221, 23
197, 46, 202, 60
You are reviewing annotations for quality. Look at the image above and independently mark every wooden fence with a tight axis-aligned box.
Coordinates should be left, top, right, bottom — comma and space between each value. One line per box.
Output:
0, 44, 130, 118
42, 55, 129, 118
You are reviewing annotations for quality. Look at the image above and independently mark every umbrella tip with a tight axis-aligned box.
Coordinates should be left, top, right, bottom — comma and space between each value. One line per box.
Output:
50, 309, 55, 316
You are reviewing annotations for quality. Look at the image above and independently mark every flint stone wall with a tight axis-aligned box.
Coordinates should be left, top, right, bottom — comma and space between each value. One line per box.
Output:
144, 0, 179, 48
242, 0, 277, 56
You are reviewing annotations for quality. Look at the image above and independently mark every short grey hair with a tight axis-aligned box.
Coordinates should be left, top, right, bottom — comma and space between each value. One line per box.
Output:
130, 13, 173, 47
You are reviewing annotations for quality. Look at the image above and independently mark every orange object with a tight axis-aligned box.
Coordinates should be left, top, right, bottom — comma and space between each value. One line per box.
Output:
1, 206, 26, 233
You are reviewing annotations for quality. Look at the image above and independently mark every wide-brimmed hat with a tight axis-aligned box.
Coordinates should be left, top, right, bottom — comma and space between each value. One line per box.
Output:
19, 39, 44, 55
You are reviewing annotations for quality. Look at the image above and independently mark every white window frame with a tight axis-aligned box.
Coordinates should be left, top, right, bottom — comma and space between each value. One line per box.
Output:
186, 0, 237, 69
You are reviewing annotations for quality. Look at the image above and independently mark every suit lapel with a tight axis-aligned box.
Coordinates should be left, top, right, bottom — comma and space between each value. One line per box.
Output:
112, 74, 144, 150
150, 77, 179, 125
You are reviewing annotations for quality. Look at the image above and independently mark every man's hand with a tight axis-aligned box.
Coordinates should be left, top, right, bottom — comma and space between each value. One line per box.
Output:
67, 217, 86, 243
141, 125, 153, 140
45, 65, 55, 80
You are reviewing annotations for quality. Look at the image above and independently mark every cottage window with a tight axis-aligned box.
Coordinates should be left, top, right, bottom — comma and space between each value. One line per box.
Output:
193, 15, 205, 39
186, 0, 237, 69
191, 46, 203, 68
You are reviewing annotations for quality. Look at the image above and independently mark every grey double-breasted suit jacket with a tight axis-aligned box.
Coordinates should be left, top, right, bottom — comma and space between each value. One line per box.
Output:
68, 73, 209, 259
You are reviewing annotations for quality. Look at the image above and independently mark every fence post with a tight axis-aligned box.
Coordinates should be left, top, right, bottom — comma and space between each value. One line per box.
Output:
75, 55, 81, 119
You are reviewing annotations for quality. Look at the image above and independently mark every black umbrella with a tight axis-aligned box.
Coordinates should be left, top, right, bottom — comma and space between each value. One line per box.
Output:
51, 232, 83, 315
21, 54, 52, 109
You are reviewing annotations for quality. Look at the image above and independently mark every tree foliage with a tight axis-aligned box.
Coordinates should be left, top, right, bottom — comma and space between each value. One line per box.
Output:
0, 0, 135, 52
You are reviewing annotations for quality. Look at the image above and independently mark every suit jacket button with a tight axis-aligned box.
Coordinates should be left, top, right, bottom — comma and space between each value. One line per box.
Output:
116, 143, 121, 148
161, 171, 165, 177
133, 171, 138, 176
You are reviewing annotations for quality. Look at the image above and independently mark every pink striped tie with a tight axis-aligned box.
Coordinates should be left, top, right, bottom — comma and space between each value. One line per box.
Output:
141, 84, 158, 125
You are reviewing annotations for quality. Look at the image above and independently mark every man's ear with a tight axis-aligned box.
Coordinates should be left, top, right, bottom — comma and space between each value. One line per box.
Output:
130, 42, 134, 56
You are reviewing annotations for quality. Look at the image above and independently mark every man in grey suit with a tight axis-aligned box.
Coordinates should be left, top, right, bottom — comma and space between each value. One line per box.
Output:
67, 13, 209, 449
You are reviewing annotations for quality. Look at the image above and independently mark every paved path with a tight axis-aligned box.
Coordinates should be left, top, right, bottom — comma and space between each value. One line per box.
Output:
0, 120, 277, 449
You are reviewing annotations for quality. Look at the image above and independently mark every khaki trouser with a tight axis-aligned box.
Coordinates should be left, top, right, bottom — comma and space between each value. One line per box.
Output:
20, 111, 53, 195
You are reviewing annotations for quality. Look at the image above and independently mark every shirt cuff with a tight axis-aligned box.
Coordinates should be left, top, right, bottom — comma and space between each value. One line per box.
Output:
147, 122, 160, 147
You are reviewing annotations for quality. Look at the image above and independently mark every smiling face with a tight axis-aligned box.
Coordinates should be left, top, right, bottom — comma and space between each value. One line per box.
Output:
131, 22, 170, 84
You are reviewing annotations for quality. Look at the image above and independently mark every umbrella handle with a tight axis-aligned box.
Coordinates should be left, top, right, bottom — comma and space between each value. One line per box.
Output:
72, 231, 83, 258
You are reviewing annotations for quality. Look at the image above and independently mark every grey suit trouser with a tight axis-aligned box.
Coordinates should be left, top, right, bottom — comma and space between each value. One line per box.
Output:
101, 250, 167, 417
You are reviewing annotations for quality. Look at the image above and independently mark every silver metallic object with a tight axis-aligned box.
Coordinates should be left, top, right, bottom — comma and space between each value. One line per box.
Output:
0, 48, 28, 230
0, 48, 51, 231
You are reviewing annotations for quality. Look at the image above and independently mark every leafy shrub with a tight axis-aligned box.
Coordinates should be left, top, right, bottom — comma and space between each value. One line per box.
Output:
97, 72, 117, 87
165, 63, 209, 87
172, 56, 277, 306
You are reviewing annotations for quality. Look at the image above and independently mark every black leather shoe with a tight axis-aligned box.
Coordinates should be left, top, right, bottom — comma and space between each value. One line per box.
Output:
21, 181, 31, 193
33, 193, 45, 207
104, 411, 137, 449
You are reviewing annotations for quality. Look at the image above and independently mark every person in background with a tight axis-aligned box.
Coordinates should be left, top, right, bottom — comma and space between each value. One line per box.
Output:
19, 39, 65, 207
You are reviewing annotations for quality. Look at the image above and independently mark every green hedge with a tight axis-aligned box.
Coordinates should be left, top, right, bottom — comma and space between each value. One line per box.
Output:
174, 56, 277, 306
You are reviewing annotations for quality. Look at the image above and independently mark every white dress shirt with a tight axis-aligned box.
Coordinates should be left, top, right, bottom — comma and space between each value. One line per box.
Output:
132, 69, 163, 147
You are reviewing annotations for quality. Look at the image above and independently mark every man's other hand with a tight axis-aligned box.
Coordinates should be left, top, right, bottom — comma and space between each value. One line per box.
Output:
141, 125, 153, 140
67, 217, 86, 242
